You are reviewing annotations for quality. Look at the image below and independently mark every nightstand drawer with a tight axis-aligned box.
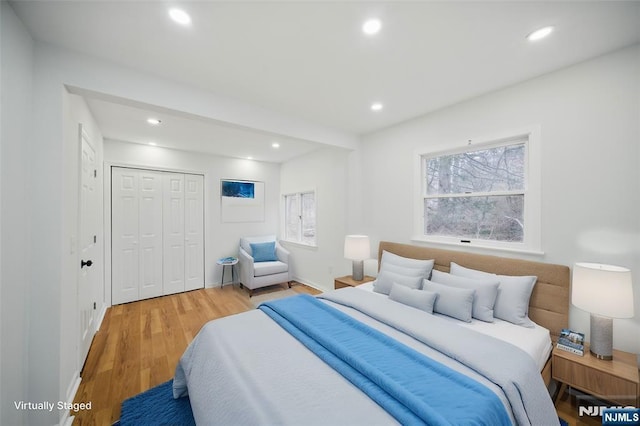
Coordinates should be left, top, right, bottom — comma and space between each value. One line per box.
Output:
553, 356, 638, 404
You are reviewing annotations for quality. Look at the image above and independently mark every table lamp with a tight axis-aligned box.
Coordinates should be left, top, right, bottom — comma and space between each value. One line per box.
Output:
571, 262, 634, 360
344, 235, 370, 281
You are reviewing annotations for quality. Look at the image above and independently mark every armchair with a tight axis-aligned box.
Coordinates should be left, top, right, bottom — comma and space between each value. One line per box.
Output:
238, 235, 292, 296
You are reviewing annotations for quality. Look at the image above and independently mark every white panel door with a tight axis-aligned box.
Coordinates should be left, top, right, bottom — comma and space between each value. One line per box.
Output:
112, 168, 140, 304
184, 174, 204, 291
78, 127, 98, 366
138, 170, 164, 300
163, 173, 185, 295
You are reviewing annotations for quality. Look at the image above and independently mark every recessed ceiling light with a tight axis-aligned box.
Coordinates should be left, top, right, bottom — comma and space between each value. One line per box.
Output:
362, 19, 382, 35
148, 142, 157, 146
371, 102, 383, 111
147, 118, 161, 125
247, 156, 253, 160
272, 142, 280, 148
169, 8, 191, 26
527, 26, 554, 42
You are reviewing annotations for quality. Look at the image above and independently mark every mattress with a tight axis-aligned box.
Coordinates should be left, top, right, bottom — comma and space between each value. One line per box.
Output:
358, 281, 553, 371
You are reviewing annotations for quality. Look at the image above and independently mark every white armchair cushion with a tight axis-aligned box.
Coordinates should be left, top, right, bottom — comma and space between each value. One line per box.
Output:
254, 261, 288, 277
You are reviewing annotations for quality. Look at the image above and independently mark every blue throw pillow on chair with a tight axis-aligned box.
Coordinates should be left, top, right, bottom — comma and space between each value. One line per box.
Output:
250, 241, 278, 262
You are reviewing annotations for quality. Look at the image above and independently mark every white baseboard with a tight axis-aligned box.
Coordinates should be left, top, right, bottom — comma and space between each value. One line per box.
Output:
60, 373, 81, 426
60, 415, 74, 426
292, 277, 329, 293
96, 304, 108, 331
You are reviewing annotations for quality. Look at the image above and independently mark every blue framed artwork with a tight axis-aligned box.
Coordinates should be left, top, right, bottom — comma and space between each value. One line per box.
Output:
220, 179, 265, 222
221, 180, 255, 198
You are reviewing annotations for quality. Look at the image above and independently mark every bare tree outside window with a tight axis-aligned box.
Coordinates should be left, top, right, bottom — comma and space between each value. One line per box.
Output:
283, 191, 316, 246
424, 142, 526, 242
301, 192, 316, 245
285, 193, 299, 241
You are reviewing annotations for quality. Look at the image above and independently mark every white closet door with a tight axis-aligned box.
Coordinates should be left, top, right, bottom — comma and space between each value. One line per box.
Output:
112, 168, 141, 304
112, 168, 203, 304
138, 170, 164, 300
163, 173, 185, 295
185, 174, 204, 291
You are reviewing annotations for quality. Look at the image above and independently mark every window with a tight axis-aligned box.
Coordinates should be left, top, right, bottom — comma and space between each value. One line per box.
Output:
415, 128, 541, 253
283, 191, 316, 246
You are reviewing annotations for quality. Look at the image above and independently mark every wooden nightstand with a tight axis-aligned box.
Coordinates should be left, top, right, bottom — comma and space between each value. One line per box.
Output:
552, 343, 640, 406
334, 275, 375, 289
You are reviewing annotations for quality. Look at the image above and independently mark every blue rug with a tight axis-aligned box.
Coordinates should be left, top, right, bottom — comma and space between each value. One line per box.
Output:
114, 379, 195, 426
112, 378, 570, 426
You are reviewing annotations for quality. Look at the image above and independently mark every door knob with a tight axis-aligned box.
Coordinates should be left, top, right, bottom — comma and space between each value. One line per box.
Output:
81, 259, 93, 268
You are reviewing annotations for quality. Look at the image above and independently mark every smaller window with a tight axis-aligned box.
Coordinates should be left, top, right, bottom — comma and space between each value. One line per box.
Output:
283, 191, 316, 246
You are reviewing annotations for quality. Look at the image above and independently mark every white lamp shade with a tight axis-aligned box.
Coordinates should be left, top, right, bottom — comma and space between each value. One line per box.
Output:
572, 262, 634, 318
344, 235, 370, 260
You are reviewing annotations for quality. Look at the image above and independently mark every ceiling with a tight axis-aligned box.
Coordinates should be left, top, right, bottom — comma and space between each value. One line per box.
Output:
11, 1, 640, 162
79, 94, 324, 163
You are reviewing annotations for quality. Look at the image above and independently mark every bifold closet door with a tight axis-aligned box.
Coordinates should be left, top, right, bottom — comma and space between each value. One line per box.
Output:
161, 173, 204, 294
163, 173, 186, 296
184, 174, 204, 291
112, 168, 164, 304
112, 168, 204, 304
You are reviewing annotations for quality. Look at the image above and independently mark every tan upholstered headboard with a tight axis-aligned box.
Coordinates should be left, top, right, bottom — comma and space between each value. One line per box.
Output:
378, 241, 570, 341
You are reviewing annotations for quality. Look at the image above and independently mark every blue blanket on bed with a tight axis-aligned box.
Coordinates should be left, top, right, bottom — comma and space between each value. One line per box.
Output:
260, 294, 511, 426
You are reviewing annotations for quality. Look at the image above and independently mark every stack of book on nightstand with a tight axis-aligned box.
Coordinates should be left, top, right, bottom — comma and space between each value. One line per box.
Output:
556, 328, 585, 356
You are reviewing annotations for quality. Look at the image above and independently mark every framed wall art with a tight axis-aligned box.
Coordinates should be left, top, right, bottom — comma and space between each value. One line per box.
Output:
220, 179, 265, 222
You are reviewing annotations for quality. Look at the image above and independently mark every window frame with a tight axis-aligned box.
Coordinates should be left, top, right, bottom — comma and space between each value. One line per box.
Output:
412, 126, 542, 255
281, 189, 317, 248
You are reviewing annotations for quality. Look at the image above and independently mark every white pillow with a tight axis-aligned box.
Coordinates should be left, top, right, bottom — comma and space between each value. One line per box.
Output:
449, 262, 537, 328
430, 270, 499, 322
380, 251, 434, 279
388, 283, 437, 314
422, 279, 475, 322
373, 270, 423, 295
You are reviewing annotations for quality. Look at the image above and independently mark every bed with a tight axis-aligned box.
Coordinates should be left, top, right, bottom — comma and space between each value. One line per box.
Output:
173, 241, 570, 425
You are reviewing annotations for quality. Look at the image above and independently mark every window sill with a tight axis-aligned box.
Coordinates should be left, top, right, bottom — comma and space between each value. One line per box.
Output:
410, 236, 544, 257
280, 240, 318, 250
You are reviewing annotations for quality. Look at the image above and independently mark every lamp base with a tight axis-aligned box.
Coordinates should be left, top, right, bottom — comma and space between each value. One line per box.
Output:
589, 314, 613, 360
352, 260, 364, 281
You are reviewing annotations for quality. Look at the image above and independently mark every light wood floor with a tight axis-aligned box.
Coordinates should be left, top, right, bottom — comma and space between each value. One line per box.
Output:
71, 282, 320, 425
72, 282, 589, 425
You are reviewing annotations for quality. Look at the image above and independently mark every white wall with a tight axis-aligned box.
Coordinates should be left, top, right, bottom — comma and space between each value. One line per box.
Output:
280, 147, 353, 291
104, 140, 281, 293
0, 2, 33, 424
359, 45, 640, 354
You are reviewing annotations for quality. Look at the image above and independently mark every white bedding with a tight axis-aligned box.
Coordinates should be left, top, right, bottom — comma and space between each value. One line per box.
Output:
174, 288, 559, 425
358, 281, 552, 371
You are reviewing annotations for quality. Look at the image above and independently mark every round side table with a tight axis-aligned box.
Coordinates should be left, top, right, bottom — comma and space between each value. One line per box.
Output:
217, 257, 238, 288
